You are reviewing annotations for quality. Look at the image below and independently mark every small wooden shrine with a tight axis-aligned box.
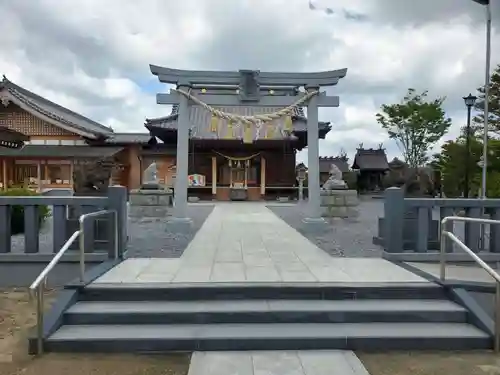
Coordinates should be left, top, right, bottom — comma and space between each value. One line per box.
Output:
352, 145, 389, 192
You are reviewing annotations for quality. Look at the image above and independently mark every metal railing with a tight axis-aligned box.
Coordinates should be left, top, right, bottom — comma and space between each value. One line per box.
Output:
440, 216, 500, 352
29, 209, 117, 355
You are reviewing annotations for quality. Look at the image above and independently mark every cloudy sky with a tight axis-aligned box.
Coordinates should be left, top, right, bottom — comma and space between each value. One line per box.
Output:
0, 0, 498, 164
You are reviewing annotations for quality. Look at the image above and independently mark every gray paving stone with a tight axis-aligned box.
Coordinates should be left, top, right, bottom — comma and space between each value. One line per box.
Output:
189, 352, 253, 375
188, 351, 371, 375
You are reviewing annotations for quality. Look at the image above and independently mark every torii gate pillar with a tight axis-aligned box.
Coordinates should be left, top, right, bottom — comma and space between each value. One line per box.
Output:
150, 66, 347, 223
304, 85, 322, 222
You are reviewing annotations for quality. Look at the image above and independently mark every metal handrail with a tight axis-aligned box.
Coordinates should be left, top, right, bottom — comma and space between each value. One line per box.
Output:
440, 215, 500, 352
29, 209, 117, 355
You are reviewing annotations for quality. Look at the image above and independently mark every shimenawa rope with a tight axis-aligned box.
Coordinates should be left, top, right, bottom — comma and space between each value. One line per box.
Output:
173, 88, 319, 126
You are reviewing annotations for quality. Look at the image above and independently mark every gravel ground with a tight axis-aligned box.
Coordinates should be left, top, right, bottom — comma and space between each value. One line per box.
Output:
10, 205, 215, 258
125, 205, 214, 258
267, 199, 384, 258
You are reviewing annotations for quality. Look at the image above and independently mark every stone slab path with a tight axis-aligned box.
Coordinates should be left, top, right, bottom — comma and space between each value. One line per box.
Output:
93, 203, 427, 284
188, 350, 370, 375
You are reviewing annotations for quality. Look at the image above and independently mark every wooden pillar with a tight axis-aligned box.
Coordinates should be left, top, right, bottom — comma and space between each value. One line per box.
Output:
69, 160, 74, 188
244, 161, 248, 189
260, 156, 266, 196
1, 159, 6, 190
36, 161, 41, 192
211, 156, 217, 195
43, 163, 48, 190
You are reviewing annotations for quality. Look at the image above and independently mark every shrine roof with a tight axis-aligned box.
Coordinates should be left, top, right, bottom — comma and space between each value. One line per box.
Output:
0, 76, 114, 139
103, 133, 154, 144
388, 157, 407, 168
319, 156, 349, 173
0, 145, 123, 157
144, 105, 331, 140
352, 148, 389, 171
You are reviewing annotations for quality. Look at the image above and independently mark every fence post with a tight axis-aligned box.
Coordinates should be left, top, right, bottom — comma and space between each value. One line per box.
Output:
0, 205, 11, 253
107, 186, 127, 259
384, 187, 405, 253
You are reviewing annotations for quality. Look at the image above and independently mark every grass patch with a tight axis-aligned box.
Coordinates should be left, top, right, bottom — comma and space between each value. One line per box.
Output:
0, 288, 190, 375
359, 351, 500, 375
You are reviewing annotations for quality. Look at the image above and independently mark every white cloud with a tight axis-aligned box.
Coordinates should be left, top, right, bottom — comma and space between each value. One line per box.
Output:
0, 0, 498, 163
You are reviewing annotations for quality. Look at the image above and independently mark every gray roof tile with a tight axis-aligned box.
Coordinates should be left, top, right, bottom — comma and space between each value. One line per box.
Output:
352, 148, 389, 170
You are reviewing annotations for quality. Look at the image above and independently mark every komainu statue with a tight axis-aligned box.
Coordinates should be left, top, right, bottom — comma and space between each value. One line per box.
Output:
322, 163, 347, 190
73, 158, 117, 196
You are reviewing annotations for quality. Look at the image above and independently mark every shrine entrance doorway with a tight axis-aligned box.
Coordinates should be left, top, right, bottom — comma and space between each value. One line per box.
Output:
228, 159, 249, 200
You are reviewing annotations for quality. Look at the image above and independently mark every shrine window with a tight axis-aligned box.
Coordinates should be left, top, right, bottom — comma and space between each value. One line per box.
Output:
46, 162, 71, 185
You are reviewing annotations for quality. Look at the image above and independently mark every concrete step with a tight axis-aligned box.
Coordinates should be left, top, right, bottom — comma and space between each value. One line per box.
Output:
44, 322, 491, 352
82, 282, 447, 301
64, 299, 468, 325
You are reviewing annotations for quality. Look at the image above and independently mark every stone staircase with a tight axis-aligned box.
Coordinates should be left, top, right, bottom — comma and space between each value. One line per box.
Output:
32, 283, 492, 353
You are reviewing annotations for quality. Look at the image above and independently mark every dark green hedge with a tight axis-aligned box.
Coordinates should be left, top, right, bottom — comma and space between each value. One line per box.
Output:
0, 188, 50, 235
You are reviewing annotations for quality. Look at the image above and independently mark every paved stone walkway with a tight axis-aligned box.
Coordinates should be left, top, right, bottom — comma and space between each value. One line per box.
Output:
188, 350, 370, 375
93, 203, 427, 284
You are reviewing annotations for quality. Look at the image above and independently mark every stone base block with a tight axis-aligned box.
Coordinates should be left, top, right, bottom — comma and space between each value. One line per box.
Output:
375, 217, 439, 251
320, 189, 359, 218
129, 188, 172, 218
322, 206, 359, 218
128, 206, 169, 218
129, 188, 172, 206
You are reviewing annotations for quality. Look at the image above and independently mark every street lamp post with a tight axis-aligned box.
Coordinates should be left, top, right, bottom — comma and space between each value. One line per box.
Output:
472, 0, 492, 199
463, 93, 477, 198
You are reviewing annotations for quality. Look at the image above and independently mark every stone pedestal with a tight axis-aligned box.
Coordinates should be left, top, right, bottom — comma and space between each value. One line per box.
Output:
373, 209, 439, 250
129, 188, 172, 218
320, 189, 359, 218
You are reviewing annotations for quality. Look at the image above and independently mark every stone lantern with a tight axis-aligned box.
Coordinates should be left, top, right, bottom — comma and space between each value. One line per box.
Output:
296, 165, 307, 201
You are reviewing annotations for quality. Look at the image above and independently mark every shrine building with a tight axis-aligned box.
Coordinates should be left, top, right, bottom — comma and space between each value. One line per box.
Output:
0, 75, 333, 200
0, 76, 154, 191
145, 105, 331, 201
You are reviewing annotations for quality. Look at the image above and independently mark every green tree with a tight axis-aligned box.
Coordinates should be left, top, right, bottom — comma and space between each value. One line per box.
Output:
433, 136, 500, 197
473, 63, 500, 136
376, 88, 452, 168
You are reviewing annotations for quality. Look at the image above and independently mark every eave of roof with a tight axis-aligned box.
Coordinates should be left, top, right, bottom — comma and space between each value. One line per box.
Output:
0, 145, 124, 158
0, 76, 114, 139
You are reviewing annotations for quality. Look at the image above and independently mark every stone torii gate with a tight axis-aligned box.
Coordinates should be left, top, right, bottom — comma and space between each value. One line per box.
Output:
150, 65, 347, 224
